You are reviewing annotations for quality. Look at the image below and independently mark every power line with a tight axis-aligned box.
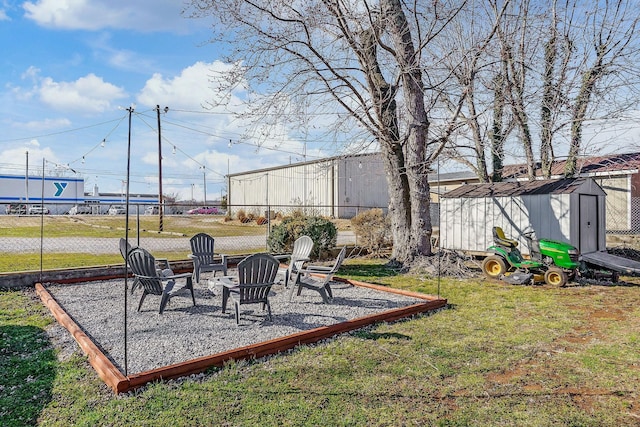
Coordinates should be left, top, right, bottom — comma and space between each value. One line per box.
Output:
0, 116, 129, 143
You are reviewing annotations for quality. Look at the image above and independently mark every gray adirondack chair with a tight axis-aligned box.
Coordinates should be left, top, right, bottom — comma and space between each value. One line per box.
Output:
119, 238, 170, 294
276, 235, 314, 287
189, 233, 228, 284
127, 247, 195, 314
221, 253, 280, 325
291, 246, 347, 304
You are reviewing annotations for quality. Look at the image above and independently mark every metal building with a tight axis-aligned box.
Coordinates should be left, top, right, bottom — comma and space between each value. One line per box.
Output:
227, 153, 389, 219
439, 178, 607, 255
0, 173, 158, 215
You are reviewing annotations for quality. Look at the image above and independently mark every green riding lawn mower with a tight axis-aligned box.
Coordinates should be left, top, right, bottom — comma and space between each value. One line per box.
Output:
481, 227, 581, 286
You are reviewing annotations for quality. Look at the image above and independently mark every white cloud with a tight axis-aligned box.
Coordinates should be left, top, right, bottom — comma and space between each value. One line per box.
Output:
0, 9, 9, 21
136, 61, 241, 110
38, 73, 127, 113
0, 141, 59, 175
21, 66, 41, 82
22, 0, 199, 33
12, 117, 72, 130
87, 32, 157, 73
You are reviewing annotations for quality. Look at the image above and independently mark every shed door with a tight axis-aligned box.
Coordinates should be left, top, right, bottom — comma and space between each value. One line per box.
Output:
579, 194, 599, 254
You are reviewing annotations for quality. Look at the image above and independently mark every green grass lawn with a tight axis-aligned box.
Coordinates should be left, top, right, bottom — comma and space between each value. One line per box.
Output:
0, 215, 269, 238
2, 259, 640, 426
0, 215, 272, 272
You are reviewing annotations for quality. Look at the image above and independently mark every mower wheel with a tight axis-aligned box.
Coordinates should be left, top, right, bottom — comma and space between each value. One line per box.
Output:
544, 267, 567, 287
482, 256, 507, 279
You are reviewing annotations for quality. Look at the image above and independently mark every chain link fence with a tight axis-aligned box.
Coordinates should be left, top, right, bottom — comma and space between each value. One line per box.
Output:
605, 196, 640, 234
0, 202, 360, 273
4, 197, 637, 274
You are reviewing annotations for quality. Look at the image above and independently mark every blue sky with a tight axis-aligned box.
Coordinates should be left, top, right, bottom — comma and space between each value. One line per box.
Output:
0, 0, 322, 202
2, 1, 639, 204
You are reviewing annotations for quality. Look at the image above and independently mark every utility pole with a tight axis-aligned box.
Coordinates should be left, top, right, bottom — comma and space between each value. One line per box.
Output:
25, 150, 29, 209
155, 105, 168, 232
123, 104, 134, 377
202, 166, 207, 206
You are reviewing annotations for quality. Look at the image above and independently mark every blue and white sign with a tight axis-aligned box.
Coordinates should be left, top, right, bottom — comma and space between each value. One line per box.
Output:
53, 182, 68, 197
0, 174, 84, 203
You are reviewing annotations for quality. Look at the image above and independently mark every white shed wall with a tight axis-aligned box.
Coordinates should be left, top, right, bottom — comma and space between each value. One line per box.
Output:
440, 193, 573, 255
440, 178, 607, 254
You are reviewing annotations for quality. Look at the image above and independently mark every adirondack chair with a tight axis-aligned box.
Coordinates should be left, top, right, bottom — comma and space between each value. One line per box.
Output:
119, 238, 171, 294
291, 246, 347, 304
127, 247, 195, 314
275, 235, 314, 288
220, 253, 280, 325
189, 233, 228, 284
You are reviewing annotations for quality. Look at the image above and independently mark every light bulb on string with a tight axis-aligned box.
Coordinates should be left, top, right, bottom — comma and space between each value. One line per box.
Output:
101, 139, 105, 148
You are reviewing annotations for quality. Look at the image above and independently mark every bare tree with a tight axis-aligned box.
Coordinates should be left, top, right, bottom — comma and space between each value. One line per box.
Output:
562, 0, 640, 176
539, 2, 559, 178
435, 1, 511, 182
187, 0, 472, 264
474, 0, 640, 180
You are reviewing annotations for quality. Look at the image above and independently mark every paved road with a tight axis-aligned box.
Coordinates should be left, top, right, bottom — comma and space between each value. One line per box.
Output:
1, 232, 357, 254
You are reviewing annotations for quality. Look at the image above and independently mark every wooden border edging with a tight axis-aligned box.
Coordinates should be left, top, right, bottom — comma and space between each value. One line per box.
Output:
37, 278, 447, 394
35, 283, 128, 393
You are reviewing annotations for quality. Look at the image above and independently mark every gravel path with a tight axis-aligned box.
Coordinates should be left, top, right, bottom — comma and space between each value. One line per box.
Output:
44, 274, 425, 375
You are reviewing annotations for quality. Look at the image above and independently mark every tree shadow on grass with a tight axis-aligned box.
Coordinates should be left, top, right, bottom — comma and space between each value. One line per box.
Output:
0, 325, 56, 427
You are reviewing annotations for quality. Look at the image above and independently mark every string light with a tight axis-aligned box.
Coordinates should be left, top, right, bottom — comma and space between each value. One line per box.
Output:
100, 139, 105, 147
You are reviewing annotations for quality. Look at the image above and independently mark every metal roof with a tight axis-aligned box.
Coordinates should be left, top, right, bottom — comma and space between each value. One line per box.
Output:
502, 152, 640, 178
441, 178, 591, 198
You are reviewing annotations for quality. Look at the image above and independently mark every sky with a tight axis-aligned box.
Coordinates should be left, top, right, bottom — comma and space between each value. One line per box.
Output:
2, 1, 640, 205
0, 0, 328, 202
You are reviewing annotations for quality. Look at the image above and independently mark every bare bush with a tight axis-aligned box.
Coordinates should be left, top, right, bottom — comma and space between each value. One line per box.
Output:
351, 209, 391, 256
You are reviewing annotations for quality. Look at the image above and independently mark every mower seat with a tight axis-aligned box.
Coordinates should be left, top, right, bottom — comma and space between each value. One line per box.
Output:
493, 227, 519, 248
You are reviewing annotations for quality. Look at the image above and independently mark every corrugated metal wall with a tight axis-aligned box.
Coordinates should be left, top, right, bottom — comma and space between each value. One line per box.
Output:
228, 162, 337, 217
228, 153, 389, 219
337, 155, 389, 218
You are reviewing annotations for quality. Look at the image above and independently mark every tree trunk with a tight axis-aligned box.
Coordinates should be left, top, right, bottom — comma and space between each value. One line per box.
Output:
566, 57, 604, 177
359, 23, 416, 263
383, 0, 432, 259
540, 25, 557, 179
490, 73, 506, 182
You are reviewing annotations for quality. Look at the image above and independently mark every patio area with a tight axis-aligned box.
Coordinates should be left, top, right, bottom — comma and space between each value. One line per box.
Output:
37, 272, 446, 394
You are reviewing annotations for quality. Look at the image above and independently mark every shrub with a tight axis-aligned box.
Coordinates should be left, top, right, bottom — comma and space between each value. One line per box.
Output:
267, 215, 337, 258
351, 208, 391, 255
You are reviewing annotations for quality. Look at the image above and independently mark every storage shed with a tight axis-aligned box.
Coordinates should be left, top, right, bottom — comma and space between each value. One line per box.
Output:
439, 178, 607, 255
